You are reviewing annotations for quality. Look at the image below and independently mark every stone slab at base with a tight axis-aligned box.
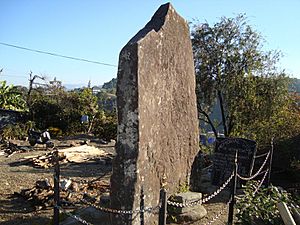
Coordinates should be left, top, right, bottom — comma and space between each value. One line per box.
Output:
168, 191, 207, 223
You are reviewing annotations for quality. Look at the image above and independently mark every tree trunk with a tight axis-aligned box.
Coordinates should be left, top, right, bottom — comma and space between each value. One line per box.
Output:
198, 107, 218, 138
218, 90, 228, 137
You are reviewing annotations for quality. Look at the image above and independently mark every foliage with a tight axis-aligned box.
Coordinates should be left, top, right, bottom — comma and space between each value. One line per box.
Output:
3, 75, 119, 138
236, 181, 290, 225
1, 121, 34, 140
96, 90, 116, 111
231, 75, 300, 145
177, 182, 190, 193
92, 110, 117, 141
27, 81, 117, 138
0, 81, 27, 111
191, 14, 300, 145
29, 86, 99, 134
48, 127, 63, 138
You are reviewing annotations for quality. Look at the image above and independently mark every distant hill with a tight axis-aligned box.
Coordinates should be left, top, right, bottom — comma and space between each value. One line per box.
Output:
102, 78, 117, 90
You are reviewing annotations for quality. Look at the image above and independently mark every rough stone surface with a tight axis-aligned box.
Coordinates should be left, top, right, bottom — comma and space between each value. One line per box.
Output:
175, 207, 207, 224
110, 3, 199, 225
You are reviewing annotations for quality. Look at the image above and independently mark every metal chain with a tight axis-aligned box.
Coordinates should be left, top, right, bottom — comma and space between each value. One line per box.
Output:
237, 150, 270, 181
55, 205, 93, 225
204, 200, 231, 225
167, 172, 234, 208
68, 189, 160, 215
253, 169, 269, 195
202, 172, 234, 203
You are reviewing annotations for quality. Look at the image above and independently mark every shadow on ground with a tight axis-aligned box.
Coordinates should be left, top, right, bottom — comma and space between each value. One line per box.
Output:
0, 194, 52, 225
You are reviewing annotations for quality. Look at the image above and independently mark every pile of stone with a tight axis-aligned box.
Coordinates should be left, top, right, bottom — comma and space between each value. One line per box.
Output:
14, 178, 110, 210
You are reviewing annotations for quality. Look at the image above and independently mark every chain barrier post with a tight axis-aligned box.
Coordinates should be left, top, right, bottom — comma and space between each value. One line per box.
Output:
266, 137, 274, 187
159, 188, 167, 225
140, 186, 145, 225
227, 150, 238, 225
159, 174, 167, 225
53, 150, 60, 225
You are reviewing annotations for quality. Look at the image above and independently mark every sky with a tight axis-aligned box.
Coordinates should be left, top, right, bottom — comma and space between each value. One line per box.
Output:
0, 0, 300, 87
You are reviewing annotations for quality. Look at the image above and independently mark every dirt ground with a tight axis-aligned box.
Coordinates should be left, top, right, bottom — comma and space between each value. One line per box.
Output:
0, 136, 114, 225
0, 136, 232, 225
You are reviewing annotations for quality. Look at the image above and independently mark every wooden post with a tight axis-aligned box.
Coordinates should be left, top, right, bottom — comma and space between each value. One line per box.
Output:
227, 150, 238, 225
53, 150, 60, 225
277, 202, 296, 225
266, 137, 274, 187
158, 188, 167, 225
291, 204, 300, 225
140, 187, 145, 225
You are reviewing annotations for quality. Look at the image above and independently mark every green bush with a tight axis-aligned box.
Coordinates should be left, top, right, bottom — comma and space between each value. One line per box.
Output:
92, 110, 117, 141
236, 181, 290, 225
1, 121, 34, 140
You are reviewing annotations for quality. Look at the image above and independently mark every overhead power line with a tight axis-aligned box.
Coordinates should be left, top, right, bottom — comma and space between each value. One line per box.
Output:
0, 42, 117, 67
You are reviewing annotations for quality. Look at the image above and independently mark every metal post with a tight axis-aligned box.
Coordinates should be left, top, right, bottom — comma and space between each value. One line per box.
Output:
158, 188, 167, 225
140, 186, 145, 225
266, 137, 274, 187
53, 150, 60, 225
227, 150, 238, 225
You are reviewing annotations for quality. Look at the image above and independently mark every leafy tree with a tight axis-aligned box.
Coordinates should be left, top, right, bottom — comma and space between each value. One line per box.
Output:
29, 84, 101, 134
0, 81, 27, 111
92, 109, 117, 141
191, 14, 300, 144
96, 90, 116, 111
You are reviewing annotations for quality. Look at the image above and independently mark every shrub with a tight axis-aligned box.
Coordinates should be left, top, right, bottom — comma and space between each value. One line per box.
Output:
92, 110, 117, 141
236, 181, 290, 225
1, 121, 34, 140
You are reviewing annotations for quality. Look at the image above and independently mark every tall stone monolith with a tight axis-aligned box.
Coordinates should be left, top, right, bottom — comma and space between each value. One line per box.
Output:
110, 3, 199, 225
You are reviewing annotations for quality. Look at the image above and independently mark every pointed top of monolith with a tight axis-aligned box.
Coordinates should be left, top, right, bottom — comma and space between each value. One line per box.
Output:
127, 3, 183, 45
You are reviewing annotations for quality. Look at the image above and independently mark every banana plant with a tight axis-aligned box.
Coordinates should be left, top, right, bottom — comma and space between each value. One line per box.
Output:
0, 80, 27, 111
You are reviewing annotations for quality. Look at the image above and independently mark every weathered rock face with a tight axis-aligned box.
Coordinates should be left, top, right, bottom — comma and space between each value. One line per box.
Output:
110, 3, 199, 225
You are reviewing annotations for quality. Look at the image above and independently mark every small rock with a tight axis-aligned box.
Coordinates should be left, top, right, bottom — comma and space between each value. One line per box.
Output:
168, 191, 207, 223
176, 206, 207, 224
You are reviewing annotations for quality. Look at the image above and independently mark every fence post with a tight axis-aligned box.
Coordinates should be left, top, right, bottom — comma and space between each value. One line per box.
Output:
53, 150, 60, 225
227, 150, 238, 225
266, 137, 274, 187
158, 188, 167, 225
140, 186, 145, 225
